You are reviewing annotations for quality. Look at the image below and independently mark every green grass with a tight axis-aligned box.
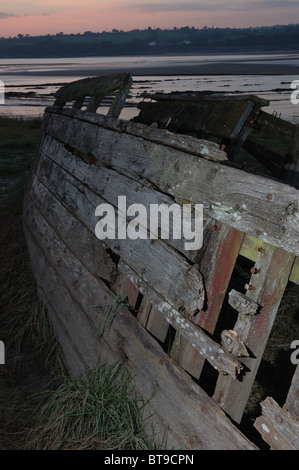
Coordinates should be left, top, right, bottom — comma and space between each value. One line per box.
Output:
25, 361, 160, 450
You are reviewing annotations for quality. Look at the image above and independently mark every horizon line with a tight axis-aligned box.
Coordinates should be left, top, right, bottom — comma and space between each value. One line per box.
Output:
1, 22, 299, 39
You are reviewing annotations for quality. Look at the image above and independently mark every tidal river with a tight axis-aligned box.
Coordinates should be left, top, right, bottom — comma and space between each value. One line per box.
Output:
0, 52, 299, 123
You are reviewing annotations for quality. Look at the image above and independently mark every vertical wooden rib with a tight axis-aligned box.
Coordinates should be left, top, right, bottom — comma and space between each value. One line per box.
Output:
171, 222, 244, 379
213, 243, 295, 423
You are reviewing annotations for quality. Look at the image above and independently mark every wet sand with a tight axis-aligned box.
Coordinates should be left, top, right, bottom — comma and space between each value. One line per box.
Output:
4, 57, 299, 77
2, 53, 299, 122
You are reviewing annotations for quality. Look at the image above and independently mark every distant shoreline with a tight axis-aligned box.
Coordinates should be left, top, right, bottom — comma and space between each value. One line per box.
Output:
5, 63, 299, 77
1, 51, 299, 77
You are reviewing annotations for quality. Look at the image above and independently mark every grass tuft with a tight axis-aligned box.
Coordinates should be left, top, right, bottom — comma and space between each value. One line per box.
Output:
25, 361, 159, 450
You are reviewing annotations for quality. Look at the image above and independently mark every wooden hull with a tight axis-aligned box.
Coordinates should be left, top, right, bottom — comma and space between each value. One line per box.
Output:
24, 83, 299, 449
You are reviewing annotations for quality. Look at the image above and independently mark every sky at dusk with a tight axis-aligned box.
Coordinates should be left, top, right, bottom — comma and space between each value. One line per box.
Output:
0, 0, 299, 37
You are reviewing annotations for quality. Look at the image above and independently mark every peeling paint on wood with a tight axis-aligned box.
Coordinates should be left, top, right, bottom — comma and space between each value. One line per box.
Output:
118, 259, 244, 379
213, 244, 295, 423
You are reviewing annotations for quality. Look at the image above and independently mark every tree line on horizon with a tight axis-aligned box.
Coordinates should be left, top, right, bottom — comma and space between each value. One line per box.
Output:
0, 24, 298, 58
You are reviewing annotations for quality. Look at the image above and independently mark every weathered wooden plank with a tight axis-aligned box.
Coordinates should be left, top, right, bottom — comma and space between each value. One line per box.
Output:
226, 101, 259, 161
43, 105, 227, 161
213, 243, 296, 423
254, 110, 296, 144
137, 296, 152, 328
171, 223, 244, 378
35, 151, 205, 317
42, 300, 87, 378
39, 134, 201, 263
228, 289, 260, 316
42, 107, 299, 256
243, 138, 284, 166
141, 92, 269, 106
26, 174, 117, 284
135, 293, 170, 343
290, 257, 299, 285
254, 397, 299, 450
221, 330, 249, 358
195, 225, 244, 333
118, 259, 244, 379
143, 306, 169, 343
135, 95, 266, 162
240, 234, 299, 285
239, 233, 262, 262
23, 218, 101, 373
54, 73, 133, 118
280, 125, 299, 188
113, 273, 139, 310
126, 117, 227, 162
107, 75, 133, 119
24, 195, 112, 333
129, 98, 255, 142
284, 364, 299, 417
242, 138, 283, 175
23, 193, 257, 450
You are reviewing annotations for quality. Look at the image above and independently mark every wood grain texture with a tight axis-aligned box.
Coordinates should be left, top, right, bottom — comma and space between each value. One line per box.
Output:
42, 107, 299, 256
35, 148, 205, 317
213, 243, 295, 423
280, 125, 299, 188
23, 101, 299, 449
171, 223, 244, 379
254, 397, 299, 450
254, 110, 296, 143
27, 174, 117, 284
284, 364, 299, 418
23, 188, 256, 449
118, 259, 244, 379
54, 73, 133, 118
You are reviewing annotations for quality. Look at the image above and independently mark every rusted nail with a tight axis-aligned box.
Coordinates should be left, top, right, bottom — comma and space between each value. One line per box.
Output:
250, 267, 261, 275
178, 304, 186, 314
255, 246, 265, 253
245, 283, 255, 291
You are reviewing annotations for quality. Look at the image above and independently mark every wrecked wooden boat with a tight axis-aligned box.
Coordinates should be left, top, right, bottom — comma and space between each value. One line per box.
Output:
24, 73, 299, 450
